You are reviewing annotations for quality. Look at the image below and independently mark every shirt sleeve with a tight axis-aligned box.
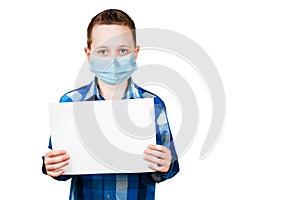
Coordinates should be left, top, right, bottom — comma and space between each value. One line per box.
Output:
147, 97, 180, 183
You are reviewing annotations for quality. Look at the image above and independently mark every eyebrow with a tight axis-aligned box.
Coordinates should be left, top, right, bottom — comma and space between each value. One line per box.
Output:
95, 45, 109, 49
118, 45, 131, 48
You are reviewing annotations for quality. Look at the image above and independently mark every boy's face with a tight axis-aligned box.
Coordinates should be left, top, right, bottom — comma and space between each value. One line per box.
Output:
85, 24, 139, 61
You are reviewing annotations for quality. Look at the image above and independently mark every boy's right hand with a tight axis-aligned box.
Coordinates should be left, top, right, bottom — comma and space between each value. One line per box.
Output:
44, 150, 70, 178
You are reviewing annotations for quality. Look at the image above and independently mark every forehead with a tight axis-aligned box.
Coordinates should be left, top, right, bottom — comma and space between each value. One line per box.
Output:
91, 24, 134, 49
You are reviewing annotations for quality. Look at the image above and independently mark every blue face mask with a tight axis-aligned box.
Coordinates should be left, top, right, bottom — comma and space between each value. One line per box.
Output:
89, 52, 138, 85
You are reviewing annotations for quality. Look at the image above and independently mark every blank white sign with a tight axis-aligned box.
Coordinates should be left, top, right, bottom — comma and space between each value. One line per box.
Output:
49, 98, 156, 175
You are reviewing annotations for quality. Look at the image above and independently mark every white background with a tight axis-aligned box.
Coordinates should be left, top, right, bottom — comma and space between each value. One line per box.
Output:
0, 0, 299, 199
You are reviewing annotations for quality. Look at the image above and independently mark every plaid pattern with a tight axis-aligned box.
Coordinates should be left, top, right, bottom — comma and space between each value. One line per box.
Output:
44, 77, 179, 200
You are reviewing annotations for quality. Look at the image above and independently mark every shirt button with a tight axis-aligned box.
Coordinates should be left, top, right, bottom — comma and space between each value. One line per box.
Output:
106, 194, 110, 199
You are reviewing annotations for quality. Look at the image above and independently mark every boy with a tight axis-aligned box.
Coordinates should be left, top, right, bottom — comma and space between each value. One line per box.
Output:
43, 9, 179, 200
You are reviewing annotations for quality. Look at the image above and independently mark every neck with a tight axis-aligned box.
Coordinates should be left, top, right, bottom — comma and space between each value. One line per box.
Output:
97, 79, 129, 100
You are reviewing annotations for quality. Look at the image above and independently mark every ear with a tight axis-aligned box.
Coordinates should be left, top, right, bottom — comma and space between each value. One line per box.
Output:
134, 46, 140, 60
84, 47, 91, 62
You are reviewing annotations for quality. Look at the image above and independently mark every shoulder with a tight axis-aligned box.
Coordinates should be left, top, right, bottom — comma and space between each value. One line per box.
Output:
136, 85, 170, 127
59, 81, 93, 103
135, 84, 166, 109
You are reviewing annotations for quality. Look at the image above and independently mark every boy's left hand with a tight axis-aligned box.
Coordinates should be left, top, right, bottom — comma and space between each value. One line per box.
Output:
144, 144, 172, 173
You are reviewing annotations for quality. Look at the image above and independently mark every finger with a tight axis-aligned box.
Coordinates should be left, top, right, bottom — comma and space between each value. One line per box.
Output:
47, 168, 65, 178
46, 160, 69, 172
147, 163, 170, 172
144, 149, 166, 159
144, 155, 167, 166
147, 144, 167, 153
148, 163, 159, 171
45, 154, 70, 165
45, 150, 67, 158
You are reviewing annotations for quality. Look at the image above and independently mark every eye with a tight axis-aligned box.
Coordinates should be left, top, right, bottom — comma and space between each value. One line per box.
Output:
119, 48, 128, 55
97, 49, 107, 55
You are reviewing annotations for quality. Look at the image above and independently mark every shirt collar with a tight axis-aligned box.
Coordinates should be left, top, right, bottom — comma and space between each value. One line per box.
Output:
85, 76, 142, 101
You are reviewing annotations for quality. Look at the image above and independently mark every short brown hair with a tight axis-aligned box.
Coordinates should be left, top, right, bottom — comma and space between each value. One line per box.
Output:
87, 9, 136, 49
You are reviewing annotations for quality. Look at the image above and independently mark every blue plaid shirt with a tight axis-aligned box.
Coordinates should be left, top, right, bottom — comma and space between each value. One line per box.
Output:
43, 77, 179, 200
